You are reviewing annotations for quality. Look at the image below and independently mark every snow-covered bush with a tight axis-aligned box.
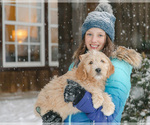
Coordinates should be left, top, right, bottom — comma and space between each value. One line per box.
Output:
122, 56, 150, 123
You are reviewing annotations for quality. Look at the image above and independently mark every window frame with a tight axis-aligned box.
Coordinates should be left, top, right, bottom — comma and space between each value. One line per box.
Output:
48, 2, 59, 67
2, 1, 45, 67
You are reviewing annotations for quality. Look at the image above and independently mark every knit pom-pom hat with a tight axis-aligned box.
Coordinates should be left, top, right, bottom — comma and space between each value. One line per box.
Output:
82, 2, 116, 41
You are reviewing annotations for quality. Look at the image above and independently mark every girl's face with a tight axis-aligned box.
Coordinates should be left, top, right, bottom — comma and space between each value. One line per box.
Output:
85, 28, 106, 51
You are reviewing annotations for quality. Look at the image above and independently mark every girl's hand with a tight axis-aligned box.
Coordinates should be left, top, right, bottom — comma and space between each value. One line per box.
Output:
42, 110, 62, 124
64, 79, 86, 105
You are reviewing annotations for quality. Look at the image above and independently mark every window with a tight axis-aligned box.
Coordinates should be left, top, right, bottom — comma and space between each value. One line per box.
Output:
2, 0, 45, 67
48, 1, 59, 67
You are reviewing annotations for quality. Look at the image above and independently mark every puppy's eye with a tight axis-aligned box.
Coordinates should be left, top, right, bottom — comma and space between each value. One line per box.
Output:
101, 60, 105, 63
89, 61, 93, 64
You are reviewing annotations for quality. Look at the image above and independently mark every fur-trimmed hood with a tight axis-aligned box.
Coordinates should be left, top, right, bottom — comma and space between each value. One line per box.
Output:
111, 46, 142, 68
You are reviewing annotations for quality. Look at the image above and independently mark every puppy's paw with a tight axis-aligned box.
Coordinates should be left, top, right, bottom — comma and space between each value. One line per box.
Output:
101, 102, 115, 116
92, 95, 104, 109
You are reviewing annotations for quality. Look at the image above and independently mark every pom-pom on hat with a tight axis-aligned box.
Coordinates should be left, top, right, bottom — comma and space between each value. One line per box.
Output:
82, 2, 116, 41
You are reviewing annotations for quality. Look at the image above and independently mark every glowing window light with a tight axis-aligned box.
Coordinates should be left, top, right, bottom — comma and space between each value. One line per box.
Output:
12, 29, 28, 43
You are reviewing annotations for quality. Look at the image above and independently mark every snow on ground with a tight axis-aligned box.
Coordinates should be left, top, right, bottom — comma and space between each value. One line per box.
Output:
0, 91, 150, 125
0, 91, 42, 125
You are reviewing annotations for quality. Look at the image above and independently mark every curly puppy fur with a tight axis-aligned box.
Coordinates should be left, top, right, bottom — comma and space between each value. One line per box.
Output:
35, 50, 115, 120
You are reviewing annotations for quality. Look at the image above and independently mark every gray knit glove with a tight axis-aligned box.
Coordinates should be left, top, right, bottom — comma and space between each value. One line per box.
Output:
64, 79, 86, 105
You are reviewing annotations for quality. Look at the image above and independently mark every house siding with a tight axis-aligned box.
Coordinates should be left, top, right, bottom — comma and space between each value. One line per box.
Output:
0, 2, 150, 93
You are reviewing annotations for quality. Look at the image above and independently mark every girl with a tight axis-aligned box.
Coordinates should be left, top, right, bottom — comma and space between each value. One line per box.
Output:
63, 3, 140, 124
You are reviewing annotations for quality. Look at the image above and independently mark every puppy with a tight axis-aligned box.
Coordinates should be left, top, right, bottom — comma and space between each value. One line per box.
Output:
34, 50, 115, 121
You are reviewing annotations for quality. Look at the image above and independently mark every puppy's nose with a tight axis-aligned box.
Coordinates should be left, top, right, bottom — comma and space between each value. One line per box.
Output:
95, 68, 101, 73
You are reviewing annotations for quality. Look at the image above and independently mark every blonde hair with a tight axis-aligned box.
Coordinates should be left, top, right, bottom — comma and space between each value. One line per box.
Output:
72, 34, 116, 67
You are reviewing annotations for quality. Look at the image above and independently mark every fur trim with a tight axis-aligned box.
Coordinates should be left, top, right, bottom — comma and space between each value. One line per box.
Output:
111, 46, 142, 68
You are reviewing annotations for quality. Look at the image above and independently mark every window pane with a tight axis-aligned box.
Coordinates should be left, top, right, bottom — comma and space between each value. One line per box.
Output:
18, 45, 28, 62
5, 25, 15, 42
50, 2, 58, 8
15, 25, 28, 43
4, 0, 16, 4
30, 2, 42, 7
31, 8, 41, 23
50, 10, 58, 24
30, 26, 40, 43
5, 5, 16, 21
18, 7, 29, 22
52, 46, 58, 61
51, 28, 58, 43
6, 44, 15, 62
31, 45, 40, 61
18, 2, 29, 6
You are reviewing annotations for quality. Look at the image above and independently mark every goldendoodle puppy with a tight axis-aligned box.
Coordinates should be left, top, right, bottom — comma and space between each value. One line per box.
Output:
34, 50, 115, 121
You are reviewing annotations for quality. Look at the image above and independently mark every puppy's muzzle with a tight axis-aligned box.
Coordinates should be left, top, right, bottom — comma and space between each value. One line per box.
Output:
95, 68, 101, 74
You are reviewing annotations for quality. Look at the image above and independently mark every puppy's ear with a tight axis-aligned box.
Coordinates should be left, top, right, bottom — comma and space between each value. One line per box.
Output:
107, 61, 115, 78
79, 53, 90, 61
76, 63, 87, 81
